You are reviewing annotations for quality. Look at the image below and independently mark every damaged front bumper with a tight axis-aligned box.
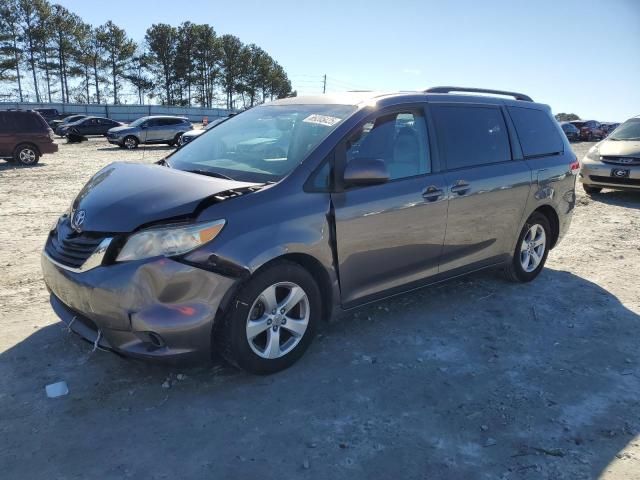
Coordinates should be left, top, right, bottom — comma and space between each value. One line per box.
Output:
41, 251, 238, 362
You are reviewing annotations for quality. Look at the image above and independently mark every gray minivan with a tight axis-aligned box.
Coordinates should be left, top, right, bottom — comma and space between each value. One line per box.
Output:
42, 87, 577, 374
107, 115, 192, 149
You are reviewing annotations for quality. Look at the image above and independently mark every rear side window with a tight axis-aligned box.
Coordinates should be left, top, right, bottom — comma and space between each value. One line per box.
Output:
6, 113, 47, 132
432, 105, 511, 169
508, 107, 564, 158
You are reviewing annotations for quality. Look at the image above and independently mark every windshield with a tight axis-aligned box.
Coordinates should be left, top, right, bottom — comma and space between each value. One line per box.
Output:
129, 117, 148, 127
610, 118, 640, 140
167, 104, 355, 182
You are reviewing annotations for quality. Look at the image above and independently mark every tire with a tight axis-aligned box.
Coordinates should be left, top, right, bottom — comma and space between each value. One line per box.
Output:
583, 184, 602, 195
123, 136, 139, 149
215, 260, 321, 374
169, 133, 182, 147
13, 144, 40, 166
504, 212, 551, 283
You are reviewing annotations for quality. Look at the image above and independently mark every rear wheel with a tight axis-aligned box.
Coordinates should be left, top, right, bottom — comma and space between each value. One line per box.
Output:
504, 212, 551, 283
583, 184, 602, 195
123, 136, 138, 149
13, 144, 40, 166
168, 133, 182, 147
215, 261, 321, 374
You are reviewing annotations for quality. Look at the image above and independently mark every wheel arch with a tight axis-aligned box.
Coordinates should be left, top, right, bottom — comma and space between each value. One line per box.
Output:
255, 253, 334, 322
14, 142, 41, 156
533, 204, 560, 249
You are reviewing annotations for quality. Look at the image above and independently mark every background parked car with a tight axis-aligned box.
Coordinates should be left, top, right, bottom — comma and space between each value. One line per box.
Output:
51, 114, 87, 134
34, 108, 60, 124
601, 122, 620, 136
560, 122, 580, 142
107, 115, 193, 149
58, 116, 123, 137
569, 120, 605, 141
179, 116, 229, 146
579, 115, 640, 195
0, 110, 58, 165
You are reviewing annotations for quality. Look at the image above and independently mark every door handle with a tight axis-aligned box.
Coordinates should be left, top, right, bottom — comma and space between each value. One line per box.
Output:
422, 186, 444, 201
450, 181, 470, 195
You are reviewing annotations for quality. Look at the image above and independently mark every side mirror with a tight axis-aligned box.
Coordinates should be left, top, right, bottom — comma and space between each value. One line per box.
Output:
343, 158, 389, 187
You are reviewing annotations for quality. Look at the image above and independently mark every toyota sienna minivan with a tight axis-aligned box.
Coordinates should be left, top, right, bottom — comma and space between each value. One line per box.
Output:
42, 87, 577, 374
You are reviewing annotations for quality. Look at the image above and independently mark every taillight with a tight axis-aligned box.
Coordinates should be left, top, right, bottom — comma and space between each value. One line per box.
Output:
569, 157, 580, 173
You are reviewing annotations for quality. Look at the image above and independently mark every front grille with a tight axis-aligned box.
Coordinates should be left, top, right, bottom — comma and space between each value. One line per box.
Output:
589, 175, 640, 186
45, 220, 106, 269
601, 156, 640, 166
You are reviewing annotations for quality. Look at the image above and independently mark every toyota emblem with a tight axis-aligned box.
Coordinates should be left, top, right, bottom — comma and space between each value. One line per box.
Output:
71, 209, 86, 231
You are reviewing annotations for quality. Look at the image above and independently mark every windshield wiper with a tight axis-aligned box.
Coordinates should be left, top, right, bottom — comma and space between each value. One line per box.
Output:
184, 169, 235, 180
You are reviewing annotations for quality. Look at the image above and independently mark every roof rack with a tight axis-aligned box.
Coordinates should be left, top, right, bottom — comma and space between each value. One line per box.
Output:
424, 86, 533, 102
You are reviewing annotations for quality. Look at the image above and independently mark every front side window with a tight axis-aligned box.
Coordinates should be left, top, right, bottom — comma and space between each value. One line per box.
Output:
346, 110, 430, 180
168, 104, 355, 183
432, 105, 511, 169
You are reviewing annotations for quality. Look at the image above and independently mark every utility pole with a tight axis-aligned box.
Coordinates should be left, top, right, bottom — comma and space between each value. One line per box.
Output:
323, 74, 326, 94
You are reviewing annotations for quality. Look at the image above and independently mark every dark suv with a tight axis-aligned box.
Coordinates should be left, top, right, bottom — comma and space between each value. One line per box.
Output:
570, 120, 605, 141
0, 110, 58, 165
42, 87, 576, 374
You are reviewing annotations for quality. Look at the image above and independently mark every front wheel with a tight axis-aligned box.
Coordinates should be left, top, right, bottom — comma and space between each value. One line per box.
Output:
123, 136, 139, 149
215, 261, 321, 374
504, 212, 551, 282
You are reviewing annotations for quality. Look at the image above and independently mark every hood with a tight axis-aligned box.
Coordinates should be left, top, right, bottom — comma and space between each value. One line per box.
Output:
71, 162, 261, 233
598, 139, 640, 157
182, 129, 205, 138
108, 125, 134, 134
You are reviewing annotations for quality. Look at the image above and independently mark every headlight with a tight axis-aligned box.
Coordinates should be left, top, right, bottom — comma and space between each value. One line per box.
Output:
585, 146, 600, 161
116, 219, 225, 262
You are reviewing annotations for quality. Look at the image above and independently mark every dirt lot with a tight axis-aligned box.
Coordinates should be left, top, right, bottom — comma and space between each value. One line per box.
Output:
0, 138, 639, 479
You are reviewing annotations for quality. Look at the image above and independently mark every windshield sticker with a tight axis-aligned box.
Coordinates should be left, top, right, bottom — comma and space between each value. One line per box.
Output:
303, 114, 342, 127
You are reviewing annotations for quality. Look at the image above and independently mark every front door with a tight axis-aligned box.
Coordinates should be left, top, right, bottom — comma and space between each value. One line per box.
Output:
332, 106, 448, 306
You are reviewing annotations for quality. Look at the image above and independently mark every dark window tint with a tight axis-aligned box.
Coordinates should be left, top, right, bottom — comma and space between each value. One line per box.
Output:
4, 112, 46, 132
346, 110, 431, 180
508, 107, 564, 158
432, 105, 510, 169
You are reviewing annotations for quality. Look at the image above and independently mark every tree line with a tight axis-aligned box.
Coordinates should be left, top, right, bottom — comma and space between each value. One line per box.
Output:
0, 0, 294, 109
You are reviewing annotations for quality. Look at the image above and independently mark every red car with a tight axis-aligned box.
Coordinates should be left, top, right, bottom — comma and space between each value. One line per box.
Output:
569, 120, 605, 141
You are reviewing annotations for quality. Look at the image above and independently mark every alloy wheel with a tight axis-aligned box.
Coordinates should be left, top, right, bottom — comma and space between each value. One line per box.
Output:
18, 148, 37, 164
124, 137, 137, 149
246, 282, 310, 359
520, 224, 546, 273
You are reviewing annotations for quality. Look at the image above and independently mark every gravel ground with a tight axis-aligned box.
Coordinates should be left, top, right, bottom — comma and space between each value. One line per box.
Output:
0, 138, 639, 479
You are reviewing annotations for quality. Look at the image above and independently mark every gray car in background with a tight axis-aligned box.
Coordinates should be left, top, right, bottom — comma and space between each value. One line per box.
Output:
107, 115, 193, 149
42, 87, 577, 374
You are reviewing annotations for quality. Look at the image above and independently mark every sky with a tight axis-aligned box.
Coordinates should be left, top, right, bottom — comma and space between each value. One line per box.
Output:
55, 0, 640, 121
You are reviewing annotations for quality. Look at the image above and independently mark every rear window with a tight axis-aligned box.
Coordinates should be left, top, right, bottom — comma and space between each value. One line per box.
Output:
508, 107, 564, 158
431, 105, 511, 169
0, 112, 47, 133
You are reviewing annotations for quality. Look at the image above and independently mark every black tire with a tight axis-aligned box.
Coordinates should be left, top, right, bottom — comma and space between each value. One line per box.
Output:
583, 184, 602, 195
169, 133, 182, 147
504, 212, 551, 283
123, 136, 139, 149
13, 144, 40, 166
215, 260, 321, 374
